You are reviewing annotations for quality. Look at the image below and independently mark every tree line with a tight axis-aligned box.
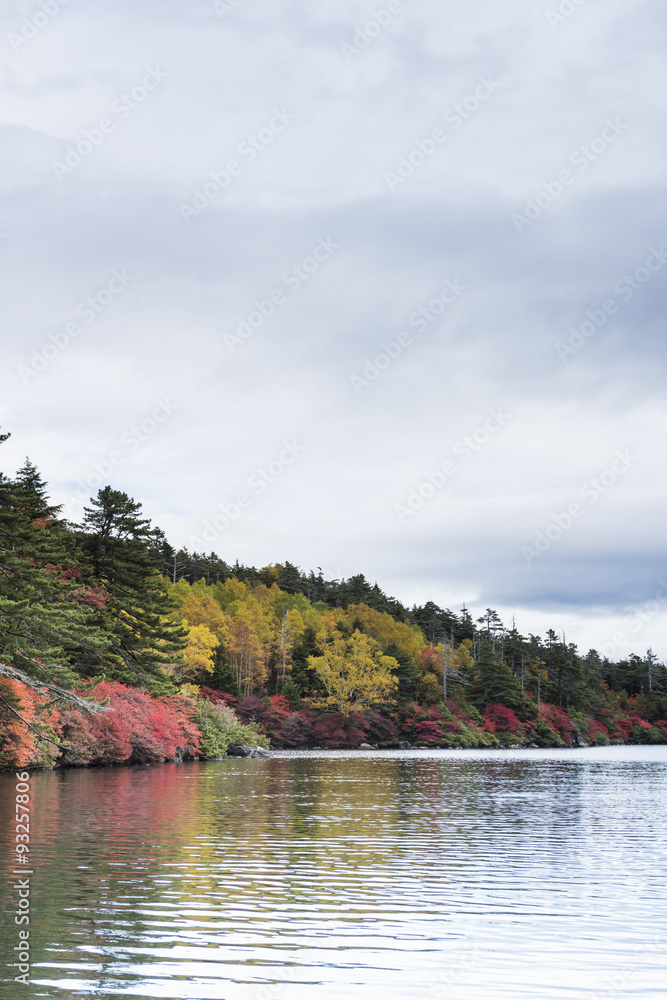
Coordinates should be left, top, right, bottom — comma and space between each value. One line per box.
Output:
1, 431, 666, 761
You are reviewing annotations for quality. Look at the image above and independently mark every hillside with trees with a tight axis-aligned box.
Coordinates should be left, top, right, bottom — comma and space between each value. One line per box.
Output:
1, 429, 666, 768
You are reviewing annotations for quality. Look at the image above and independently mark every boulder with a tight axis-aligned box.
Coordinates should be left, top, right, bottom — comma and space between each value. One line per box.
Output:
398, 741, 412, 750
358, 743, 377, 749
227, 745, 250, 757
575, 736, 589, 748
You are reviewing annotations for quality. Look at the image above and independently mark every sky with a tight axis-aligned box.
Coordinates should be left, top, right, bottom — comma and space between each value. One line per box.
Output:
1, 0, 666, 659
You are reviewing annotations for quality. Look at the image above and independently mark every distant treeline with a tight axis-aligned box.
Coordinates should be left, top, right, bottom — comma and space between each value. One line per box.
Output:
1, 433, 666, 768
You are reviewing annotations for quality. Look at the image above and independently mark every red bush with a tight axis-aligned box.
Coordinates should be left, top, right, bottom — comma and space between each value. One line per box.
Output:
200, 686, 237, 705
363, 709, 400, 746
311, 712, 368, 748
414, 720, 443, 743
547, 706, 575, 743
64, 682, 201, 765
484, 704, 522, 734
278, 710, 314, 747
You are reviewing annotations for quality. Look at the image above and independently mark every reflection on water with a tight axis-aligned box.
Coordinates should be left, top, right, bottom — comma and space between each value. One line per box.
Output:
1, 747, 666, 999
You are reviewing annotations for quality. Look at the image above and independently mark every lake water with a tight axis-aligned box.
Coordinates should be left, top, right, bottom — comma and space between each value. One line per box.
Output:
1, 747, 666, 1000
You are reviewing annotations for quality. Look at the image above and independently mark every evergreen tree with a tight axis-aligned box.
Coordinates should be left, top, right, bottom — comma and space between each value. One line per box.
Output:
472, 638, 522, 709
208, 638, 240, 696
384, 641, 416, 700
76, 487, 187, 687
0, 453, 110, 721
290, 625, 326, 696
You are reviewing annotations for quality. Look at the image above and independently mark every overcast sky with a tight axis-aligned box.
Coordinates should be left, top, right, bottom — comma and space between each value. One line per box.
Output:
2, 0, 666, 658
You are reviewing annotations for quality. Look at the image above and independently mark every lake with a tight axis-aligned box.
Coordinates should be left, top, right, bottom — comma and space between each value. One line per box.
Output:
1, 747, 666, 999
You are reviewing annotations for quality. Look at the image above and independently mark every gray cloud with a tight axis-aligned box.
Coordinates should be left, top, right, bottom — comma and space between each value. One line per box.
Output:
1, 0, 666, 657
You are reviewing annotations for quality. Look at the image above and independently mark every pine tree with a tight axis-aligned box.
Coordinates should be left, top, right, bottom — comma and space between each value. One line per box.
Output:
290, 625, 326, 696
472, 638, 522, 709
76, 487, 187, 687
384, 641, 416, 700
0, 453, 110, 730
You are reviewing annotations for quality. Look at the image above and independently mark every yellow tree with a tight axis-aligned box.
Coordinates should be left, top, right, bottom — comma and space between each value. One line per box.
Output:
181, 624, 220, 684
225, 596, 276, 696
181, 591, 228, 637
308, 630, 399, 715
344, 603, 425, 662
210, 577, 248, 611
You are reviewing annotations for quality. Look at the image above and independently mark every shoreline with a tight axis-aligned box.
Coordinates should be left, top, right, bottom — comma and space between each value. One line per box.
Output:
4, 738, 664, 772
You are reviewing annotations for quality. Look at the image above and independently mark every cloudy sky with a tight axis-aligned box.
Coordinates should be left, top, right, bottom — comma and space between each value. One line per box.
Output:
2, 0, 666, 658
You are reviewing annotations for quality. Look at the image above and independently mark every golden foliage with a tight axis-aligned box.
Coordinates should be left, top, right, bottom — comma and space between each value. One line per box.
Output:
308, 630, 399, 715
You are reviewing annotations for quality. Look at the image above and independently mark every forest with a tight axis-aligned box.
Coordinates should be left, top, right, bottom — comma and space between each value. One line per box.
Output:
1, 427, 666, 769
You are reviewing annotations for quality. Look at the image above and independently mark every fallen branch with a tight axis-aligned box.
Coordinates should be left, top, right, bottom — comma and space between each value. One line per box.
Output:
0, 661, 109, 714
0, 691, 71, 754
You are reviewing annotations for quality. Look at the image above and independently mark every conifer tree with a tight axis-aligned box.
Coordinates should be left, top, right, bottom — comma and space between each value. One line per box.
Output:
76, 487, 187, 687
0, 450, 110, 724
472, 638, 522, 709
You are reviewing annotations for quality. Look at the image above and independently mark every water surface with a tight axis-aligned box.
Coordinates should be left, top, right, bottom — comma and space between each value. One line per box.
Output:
1, 746, 666, 999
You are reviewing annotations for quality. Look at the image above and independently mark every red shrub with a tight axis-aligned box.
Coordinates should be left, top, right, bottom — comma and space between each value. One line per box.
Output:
235, 696, 264, 719
67, 682, 201, 765
588, 720, 609, 741
363, 709, 400, 745
547, 706, 575, 743
440, 720, 462, 734
414, 720, 443, 743
311, 712, 368, 748
278, 710, 314, 747
654, 720, 667, 738
200, 686, 237, 705
0, 679, 40, 768
484, 704, 522, 734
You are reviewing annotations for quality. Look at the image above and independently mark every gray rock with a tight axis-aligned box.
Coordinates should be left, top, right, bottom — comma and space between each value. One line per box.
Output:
576, 736, 589, 748
359, 743, 377, 749
398, 741, 412, 750
251, 746, 271, 758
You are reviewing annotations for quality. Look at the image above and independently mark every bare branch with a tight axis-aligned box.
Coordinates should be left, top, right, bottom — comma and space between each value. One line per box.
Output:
0, 691, 71, 754
0, 661, 108, 714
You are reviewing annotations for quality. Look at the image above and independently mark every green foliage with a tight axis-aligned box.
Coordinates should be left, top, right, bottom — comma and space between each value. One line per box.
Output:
281, 679, 302, 709
194, 699, 269, 756
76, 487, 188, 684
